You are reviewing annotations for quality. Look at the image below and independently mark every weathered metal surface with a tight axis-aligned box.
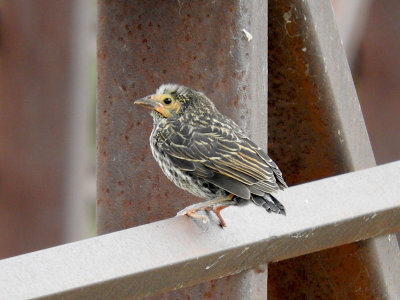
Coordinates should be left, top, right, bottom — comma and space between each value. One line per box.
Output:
268, 0, 400, 298
0, 0, 90, 258
97, 0, 269, 298
1, 161, 400, 299
97, 0, 269, 230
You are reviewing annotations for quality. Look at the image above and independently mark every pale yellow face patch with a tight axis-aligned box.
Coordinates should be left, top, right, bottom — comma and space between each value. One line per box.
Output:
151, 93, 181, 118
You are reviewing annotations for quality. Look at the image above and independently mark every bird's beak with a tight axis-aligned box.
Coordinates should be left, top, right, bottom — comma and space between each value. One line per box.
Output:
134, 95, 172, 118
134, 95, 159, 110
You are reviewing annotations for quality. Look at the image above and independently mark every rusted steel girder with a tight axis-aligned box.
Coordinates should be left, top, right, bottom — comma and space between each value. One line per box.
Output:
268, 0, 400, 298
97, 0, 270, 299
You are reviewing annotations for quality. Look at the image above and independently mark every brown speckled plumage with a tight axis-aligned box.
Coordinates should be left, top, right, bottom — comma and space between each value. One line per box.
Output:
135, 84, 287, 226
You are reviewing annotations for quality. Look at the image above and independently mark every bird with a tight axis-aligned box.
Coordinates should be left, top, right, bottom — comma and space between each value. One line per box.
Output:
134, 84, 287, 227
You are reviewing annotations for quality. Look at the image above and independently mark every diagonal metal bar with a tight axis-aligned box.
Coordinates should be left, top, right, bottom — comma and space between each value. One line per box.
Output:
1, 162, 399, 300
268, 0, 400, 298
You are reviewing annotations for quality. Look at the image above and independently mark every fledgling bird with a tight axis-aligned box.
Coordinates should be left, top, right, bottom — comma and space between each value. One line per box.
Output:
135, 84, 287, 227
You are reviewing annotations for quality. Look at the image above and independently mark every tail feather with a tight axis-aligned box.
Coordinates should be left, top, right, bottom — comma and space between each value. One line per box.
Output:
251, 193, 286, 215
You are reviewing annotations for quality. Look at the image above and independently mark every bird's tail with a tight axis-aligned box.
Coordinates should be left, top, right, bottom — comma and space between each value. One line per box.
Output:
251, 193, 286, 215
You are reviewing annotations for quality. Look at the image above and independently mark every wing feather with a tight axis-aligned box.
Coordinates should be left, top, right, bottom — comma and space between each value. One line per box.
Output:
161, 114, 287, 196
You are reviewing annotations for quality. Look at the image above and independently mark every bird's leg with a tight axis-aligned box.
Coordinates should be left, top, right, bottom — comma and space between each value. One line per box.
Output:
206, 205, 228, 227
177, 194, 234, 226
177, 195, 232, 215
176, 202, 212, 224
185, 210, 209, 224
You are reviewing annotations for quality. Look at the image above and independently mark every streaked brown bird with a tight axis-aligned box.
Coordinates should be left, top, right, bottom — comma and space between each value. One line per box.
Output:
135, 84, 287, 227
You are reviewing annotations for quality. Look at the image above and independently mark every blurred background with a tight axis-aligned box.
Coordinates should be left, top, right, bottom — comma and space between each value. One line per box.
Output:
0, 0, 399, 259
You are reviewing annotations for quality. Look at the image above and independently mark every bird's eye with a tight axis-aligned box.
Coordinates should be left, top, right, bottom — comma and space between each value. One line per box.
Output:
163, 98, 173, 105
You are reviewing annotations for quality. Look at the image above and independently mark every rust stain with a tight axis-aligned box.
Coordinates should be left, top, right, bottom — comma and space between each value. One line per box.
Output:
267, 1, 381, 299
97, 0, 269, 299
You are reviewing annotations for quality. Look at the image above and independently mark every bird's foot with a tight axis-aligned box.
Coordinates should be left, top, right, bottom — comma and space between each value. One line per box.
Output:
177, 205, 209, 224
177, 196, 234, 227
206, 205, 228, 227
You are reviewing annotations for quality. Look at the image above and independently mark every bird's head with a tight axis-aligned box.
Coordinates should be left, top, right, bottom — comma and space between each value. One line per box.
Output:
134, 84, 215, 119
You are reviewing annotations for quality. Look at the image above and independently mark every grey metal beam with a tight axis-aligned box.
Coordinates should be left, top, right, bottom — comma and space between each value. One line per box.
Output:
63, 0, 93, 243
1, 161, 399, 300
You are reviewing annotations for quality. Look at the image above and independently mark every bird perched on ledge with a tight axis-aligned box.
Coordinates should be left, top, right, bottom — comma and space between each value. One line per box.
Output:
135, 84, 287, 227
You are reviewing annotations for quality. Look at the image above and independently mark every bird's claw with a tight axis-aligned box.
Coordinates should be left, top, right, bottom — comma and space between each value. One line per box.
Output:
177, 207, 209, 224
176, 202, 210, 215
177, 204, 228, 227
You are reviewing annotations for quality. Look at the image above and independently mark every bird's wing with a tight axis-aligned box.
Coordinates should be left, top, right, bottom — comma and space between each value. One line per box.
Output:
161, 117, 286, 198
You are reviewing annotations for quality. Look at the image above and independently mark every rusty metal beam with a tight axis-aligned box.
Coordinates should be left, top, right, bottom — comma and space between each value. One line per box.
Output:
268, 0, 400, 298
1, 161, 400, 299
97, 0, 270, 298
96, 0, 269, 231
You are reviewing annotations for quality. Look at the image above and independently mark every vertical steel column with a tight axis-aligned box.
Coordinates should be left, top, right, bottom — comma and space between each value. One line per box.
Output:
267, 0, 400, 298
0, 0, 91, 258
64, 1, 93, 242
97, 0, 269, 298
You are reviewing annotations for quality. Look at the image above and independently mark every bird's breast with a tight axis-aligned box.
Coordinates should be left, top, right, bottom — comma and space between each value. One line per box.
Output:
149, 124, 224, 200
